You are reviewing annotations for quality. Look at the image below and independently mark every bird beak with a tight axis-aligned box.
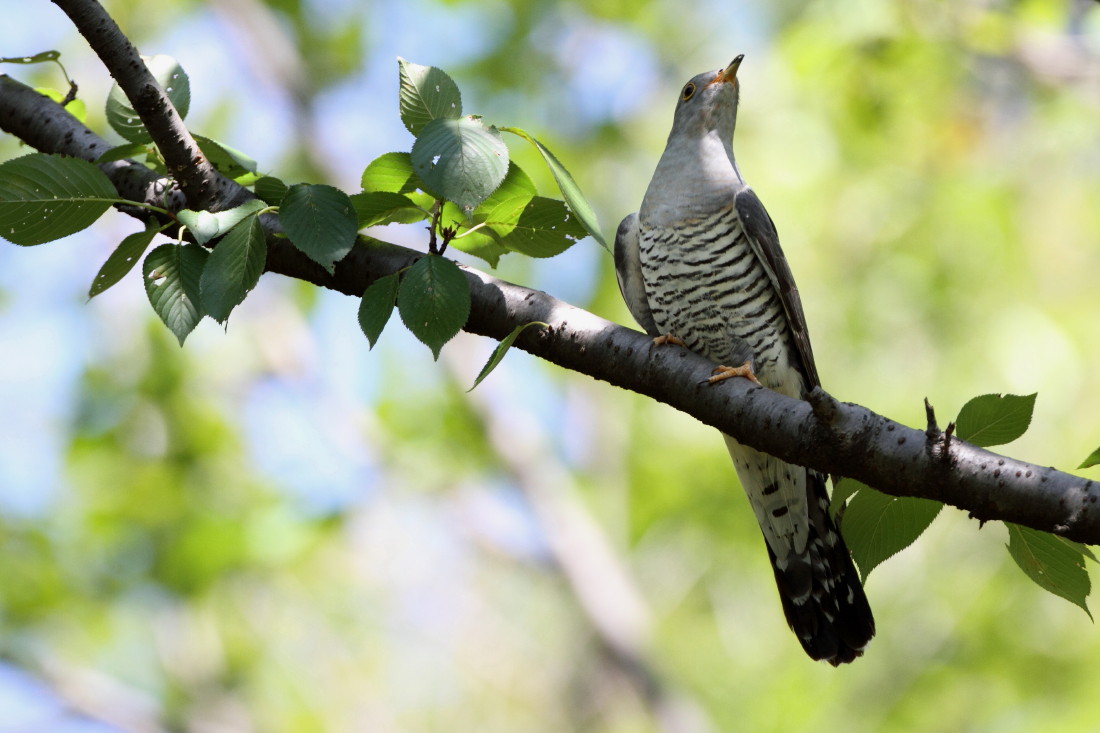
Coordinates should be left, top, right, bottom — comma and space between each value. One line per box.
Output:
712, 54, 744, 85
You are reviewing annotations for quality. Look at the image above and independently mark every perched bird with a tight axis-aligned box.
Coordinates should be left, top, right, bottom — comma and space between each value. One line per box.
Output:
614, 56, 875, 664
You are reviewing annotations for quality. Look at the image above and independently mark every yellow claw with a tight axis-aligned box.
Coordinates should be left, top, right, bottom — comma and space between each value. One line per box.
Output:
706, 360, 761, 386
652, 333, 686, 347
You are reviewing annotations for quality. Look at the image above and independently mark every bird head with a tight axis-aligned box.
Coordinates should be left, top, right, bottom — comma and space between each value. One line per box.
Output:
669, 55, 743, 139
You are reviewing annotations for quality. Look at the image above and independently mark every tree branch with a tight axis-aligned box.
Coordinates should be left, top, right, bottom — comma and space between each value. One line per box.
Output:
3, 75, 1098, 544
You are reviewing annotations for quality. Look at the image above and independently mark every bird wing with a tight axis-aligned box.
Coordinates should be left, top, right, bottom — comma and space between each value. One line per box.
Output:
613, 212, 659, 336
734, 188, 821, 389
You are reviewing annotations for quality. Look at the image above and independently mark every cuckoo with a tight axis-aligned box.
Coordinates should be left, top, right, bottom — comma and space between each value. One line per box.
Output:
614, 56, 875, 664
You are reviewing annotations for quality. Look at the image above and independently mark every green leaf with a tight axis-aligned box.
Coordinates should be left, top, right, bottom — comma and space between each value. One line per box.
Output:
93, 143, 151, 165
496, 196, 588, 257
280, 183, 358, 274
0, 51, 61, 64
360, 152, 423, 194
254, 176, 288, 205
1079, 446, 1100, 470
469, 321, 547, 391
1006, 523, 1093, 619
501, 126, 606, 250
177, 199, 267, 245
840, 486, 944, 579
106, 54, 191, 143
0, 153, 119, 246
397, 255, 471, 359
193, 135, 258, 177
349, 191, 427, 228
397, 58, 462, 135
358, 273, 401, 348
411, 117, 508, 212
143, 243, 207, 345
955, 393, 1037, 448
37, 87, 87, 122
829, 477, 863, 520
199, 215, 267, 323
89, 224, 163, 298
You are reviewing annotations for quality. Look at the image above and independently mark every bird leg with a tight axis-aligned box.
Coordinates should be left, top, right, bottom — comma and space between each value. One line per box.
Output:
652, 333, 686, 347
706, 360, 762, 386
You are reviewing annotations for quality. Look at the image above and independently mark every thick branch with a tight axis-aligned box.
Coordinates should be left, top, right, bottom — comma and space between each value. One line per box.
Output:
49, 0, 247, 211
3, 75, 1099, 544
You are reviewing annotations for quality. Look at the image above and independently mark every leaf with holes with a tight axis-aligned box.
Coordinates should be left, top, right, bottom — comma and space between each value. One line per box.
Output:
469, 321, 546, 391
955, 393, 1036, 448
501, 126, 606, 250
89, 224, 165, 298
106, 54, 191, 143
1007, 523, 1094, 618
358, 273, 401, 348
840, 486, 944, 580
0, 153, 119, 246
411, 117, 508, 212
143, 243, 207, 345
280, 183, 358, 274
397, 58, 462, 135
496, 196, 588, 258
199, 215, 267, 323
397, 255, 470, 359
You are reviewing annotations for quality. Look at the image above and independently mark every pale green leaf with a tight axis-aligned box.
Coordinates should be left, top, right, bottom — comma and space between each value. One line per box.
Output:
93, 143, 151, 165
501, 126, 606, 250
1006, 523, 1093, 619
397, 58, 462, 135
397, 255, 471, 359
358, 273, 401, 348
360, 152, 423, 194
143, 243, 207, 345
280, 183, 358, 274
469, 321, 547, 391
106, 54, 191, 143
955, 393, 1037, 448
411, 117, 508, 212
1079, 446, 1100, 470
350, 191, 427, 228
0, 51, 61, 64
199, 215, 267, 323
0, 153, 119, 246
193, 134, 258, 177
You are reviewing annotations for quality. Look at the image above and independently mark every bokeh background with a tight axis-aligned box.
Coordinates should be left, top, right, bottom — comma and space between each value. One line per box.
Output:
3, 0, 1100, 731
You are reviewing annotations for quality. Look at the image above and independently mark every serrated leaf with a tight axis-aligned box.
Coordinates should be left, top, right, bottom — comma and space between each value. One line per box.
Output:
1079, 446, 1100, 470
193, 134, 258, 177
350, 191, 427, 228
178, 199, 268, 246
106, 54, 190, 143
280, 183, 357, 274
501, 126, 606, 250
94, 143, 151, 165
89, 225, 163, 298
469, 321, 547, 391
955, 393, 1037, 448
397, 255, 470, 359
1006, 523, 1093, 618
411, 117, 508, 212
254, 176, 288, 205
143, 243, 207, 345
841, 487, 944, 579
496, 196, 588, 257
199, 215, 266, 323
0, 153, 119, 246
397, 58, 462, 135
360, 152, 423, 194
358, 273, 401, 348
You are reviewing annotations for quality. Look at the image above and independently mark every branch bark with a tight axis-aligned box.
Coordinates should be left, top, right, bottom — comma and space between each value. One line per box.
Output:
2, 67, 1098, 543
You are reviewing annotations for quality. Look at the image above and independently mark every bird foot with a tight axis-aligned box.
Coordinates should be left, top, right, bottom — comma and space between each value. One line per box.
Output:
705, 360, 761, 386
652, 333, 686, 347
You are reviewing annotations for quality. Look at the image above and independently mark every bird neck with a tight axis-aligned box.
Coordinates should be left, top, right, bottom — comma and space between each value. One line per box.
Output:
642, 128, 744, 219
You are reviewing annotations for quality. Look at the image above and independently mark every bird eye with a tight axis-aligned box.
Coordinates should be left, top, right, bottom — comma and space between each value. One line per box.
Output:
681, 82, 696, 101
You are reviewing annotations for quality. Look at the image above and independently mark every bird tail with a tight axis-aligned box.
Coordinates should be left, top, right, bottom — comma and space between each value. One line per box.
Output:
767, 470, 874, 665
723, 435, 874, 664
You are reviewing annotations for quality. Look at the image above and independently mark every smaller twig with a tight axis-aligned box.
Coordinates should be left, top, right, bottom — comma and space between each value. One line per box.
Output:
943, 421, 956, 456
427, 200, 441, 254
806, 386, 840, 425
924, 397, 939, 440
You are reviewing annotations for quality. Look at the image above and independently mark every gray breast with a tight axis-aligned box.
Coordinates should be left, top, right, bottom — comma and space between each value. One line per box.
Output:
638, 204, 793, 384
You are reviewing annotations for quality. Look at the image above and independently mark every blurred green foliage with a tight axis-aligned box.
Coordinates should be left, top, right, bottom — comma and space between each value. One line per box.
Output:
2, 0, 1100, 731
